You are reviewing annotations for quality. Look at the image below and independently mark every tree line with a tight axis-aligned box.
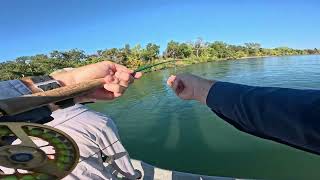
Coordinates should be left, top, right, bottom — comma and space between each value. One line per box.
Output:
1, 39, 319, 80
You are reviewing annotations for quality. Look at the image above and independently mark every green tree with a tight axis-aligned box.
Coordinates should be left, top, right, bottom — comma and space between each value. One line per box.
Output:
179, 43, 193, 58
0, 40, 318, 81
142, 43, 160, 61
130, 44, 143, 60
165, 41, 180, 58
102, 48, 119, 61
245, 43, 261, 56
50, 49, 86, 61
209, 41, 232, 58
193, 37, 205, 58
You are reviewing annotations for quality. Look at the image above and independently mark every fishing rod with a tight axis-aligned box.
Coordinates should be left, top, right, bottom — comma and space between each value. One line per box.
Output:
133, 60, 177, 72
0, 60, 180, 179
0, 60, 178, 117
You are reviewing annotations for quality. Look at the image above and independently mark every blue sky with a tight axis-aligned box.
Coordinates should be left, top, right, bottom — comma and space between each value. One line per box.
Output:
1, 0, 319, 61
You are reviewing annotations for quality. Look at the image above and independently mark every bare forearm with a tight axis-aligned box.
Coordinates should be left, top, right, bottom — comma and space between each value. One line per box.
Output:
194, 79, 216, 104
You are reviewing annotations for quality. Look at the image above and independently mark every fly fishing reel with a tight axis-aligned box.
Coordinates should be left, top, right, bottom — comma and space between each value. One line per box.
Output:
0, 79, 103, 179
0, 123, 79, 180
0, 78, 122, 179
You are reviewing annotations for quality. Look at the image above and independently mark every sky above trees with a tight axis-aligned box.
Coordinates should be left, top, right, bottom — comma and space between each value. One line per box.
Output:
1, 0, 319, 60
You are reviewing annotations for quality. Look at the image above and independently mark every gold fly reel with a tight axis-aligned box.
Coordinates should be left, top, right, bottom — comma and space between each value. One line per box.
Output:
0, 78, 103, 179
0, 123, 79, 180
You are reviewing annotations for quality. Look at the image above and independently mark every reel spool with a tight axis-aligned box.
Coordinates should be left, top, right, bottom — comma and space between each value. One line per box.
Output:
0, 78, 104, 180
0, 123, 79, 180
0, 78, 107, 180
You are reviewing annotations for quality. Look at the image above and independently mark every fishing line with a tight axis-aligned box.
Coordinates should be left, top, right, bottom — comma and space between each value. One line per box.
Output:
132, 60, 178, 74
129, 60, 180, 111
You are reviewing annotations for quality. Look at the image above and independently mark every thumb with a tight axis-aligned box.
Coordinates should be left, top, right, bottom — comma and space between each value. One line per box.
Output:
167, 75, 176, 87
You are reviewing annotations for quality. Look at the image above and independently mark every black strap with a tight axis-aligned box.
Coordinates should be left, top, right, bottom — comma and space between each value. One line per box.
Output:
55, 99, 75, 109
31, 75, 75, 109
30, 75, 53, 83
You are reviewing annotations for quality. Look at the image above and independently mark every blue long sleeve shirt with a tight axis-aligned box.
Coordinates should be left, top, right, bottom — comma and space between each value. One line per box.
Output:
207, 81, 320, 155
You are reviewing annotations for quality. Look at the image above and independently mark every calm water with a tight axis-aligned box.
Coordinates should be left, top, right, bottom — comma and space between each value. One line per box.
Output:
90, 55, 320, 180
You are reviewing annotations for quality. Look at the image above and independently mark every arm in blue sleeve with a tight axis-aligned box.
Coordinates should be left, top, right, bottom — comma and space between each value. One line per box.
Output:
206, 81, 320, 155
0, 80, 52, 123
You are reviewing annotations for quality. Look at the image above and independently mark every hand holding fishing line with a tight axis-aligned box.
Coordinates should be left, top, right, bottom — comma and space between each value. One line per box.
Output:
50, 61, 143, 103
0, 61, 179, 117
167, 74, 215, 104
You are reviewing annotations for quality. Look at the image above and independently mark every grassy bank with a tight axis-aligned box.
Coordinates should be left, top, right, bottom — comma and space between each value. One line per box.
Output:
134, 55, 295, 73
1, 40, 319, 80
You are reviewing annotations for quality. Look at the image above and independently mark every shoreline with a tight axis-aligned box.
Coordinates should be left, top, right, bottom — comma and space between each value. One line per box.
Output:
141, 54, 320, 74
238, 54, 319, 60
238, 55, 272, 59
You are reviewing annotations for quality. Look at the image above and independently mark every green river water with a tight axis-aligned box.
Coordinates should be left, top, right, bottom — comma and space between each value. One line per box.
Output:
90, 55, 320, 180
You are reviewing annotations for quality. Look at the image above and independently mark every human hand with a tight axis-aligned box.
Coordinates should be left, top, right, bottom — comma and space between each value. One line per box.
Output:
167, 73, 215, 104
51, 61, 142, 103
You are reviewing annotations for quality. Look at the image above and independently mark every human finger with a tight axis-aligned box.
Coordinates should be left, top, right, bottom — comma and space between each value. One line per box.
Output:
104, 84, 127, 94
115, 71, 134, 84
114, 63, 133, 74
131, 72, 143, 79
167, 75, 176, 87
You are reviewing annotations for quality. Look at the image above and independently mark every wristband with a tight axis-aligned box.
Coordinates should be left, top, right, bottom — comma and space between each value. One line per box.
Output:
31, 75, 75, 108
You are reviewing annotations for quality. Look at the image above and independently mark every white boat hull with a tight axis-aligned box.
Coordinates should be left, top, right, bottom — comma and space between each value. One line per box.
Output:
129, 159, 242, 180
